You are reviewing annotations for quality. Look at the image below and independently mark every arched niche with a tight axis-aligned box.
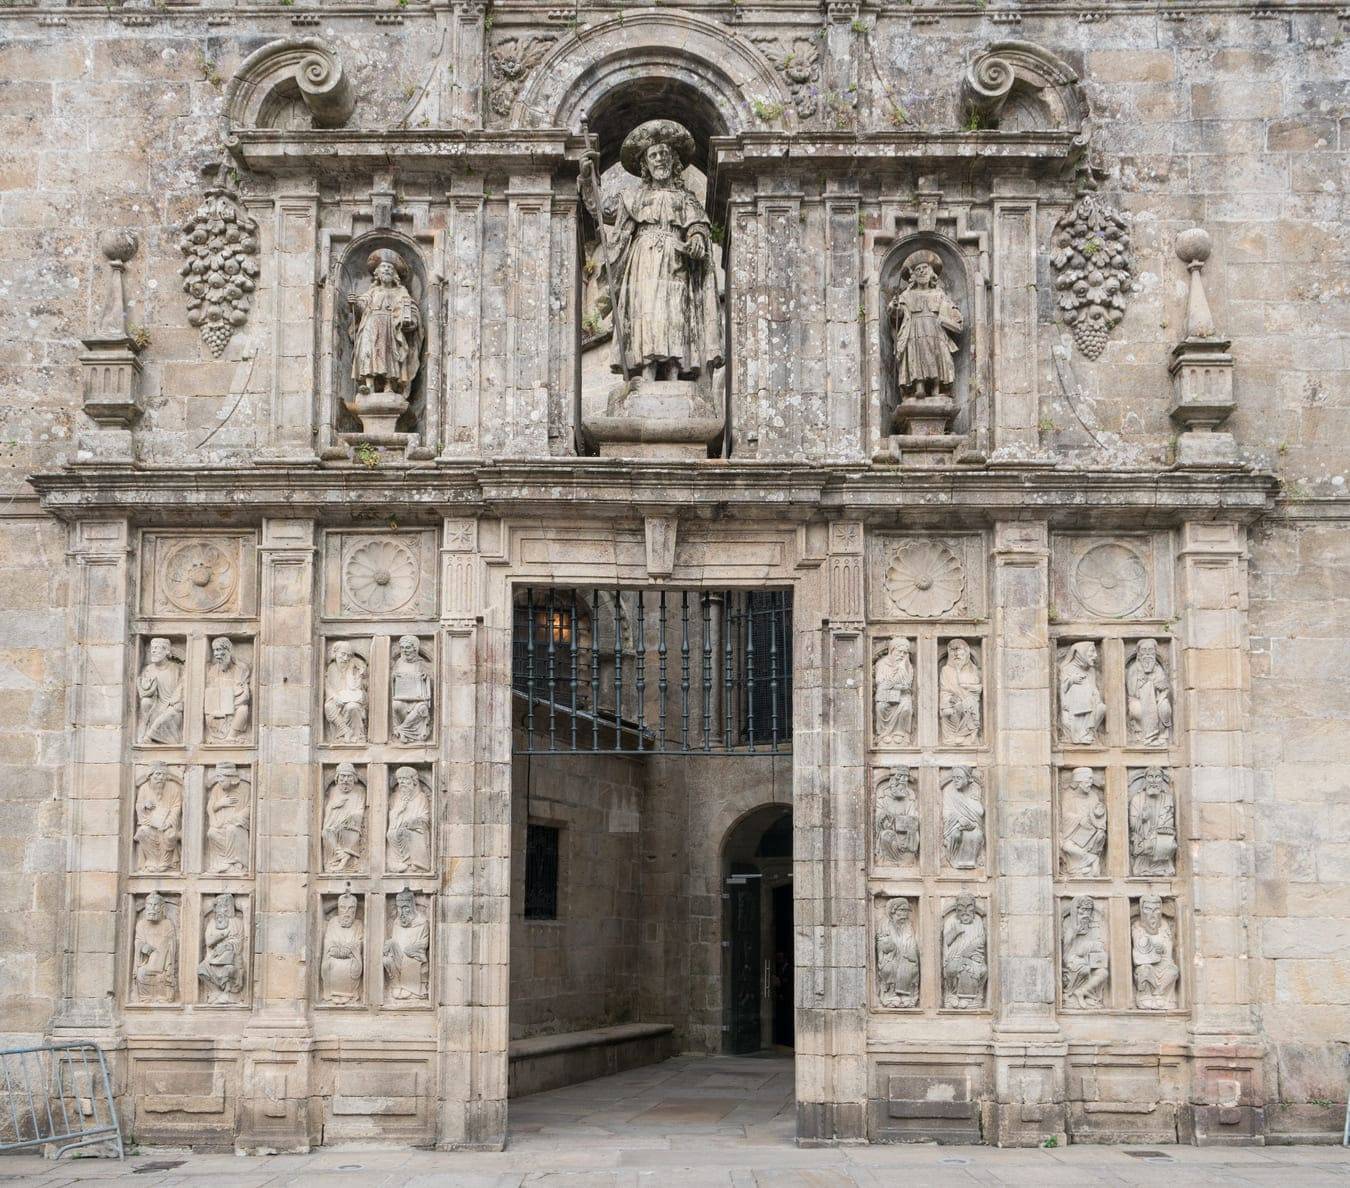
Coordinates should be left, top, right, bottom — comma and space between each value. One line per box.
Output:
961, 41, 1086, 133
224, 37, 355, 131
332, 234, 430, 440
878, 235, 974, 435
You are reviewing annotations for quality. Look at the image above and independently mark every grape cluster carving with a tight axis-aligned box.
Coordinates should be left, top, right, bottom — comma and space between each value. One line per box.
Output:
1050, 190, 1133, 360
178, 185, 260, 358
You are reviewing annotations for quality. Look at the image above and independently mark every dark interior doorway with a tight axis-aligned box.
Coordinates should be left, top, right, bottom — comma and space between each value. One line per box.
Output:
723, 805, 794, 1054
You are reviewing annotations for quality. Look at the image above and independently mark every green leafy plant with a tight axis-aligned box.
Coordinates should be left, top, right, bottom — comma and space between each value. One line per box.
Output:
752, 99, 785, 122
581, 310, 603, 337
1039, 414, 1055, 433
128, 325, 151, 351
850, 16, 868, 32
355, 443, 379, 468
964, 110, 989, 132
709, 222, 725, 246
1041, 1136, 1059, 1149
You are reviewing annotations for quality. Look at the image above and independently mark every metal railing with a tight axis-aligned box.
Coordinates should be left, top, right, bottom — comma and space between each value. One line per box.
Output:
0, 1042, 123, 1159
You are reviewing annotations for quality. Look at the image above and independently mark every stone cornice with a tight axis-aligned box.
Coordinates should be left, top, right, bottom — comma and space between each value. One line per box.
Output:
28, 461, 1278, 526
226, 129, 575, 175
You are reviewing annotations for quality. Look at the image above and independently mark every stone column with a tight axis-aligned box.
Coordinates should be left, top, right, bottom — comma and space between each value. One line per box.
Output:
988, 521, 1066, 1145
796, 523, 867, 1143
1175, 521, 1265, 1144
237, 519, 319, 1153
436, 517, 505, 1149
51, 521, 133, 1054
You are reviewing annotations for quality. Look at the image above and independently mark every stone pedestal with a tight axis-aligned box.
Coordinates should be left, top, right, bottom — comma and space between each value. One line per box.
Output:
1170, 339, 1237, 467
344, 390, 411, 437
585, 378, 721, 460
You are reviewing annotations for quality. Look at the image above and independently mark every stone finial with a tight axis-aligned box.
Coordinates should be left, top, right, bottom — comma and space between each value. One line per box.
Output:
95, 230, 137, 339
77, 229, 144, 459
1169, 225, 1237, 466
1175, 227, 1217, 340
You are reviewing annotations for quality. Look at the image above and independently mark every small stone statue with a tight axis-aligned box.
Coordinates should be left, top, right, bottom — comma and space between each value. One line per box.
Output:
348, 248, 422, 398
874, 638, 915, 745
941, 766, 985, 870
1060, 767, 1107, 878
887, 250, 962, 402
324, 641, 369, 744
390, 635, 434, 744
605, 120, 722, 383
1061, 895, 1109, 1009
875, 766, 920, 866
1126, 638, 1173, 746
387, 766, 432, 875
137, 637, 184, 745
197, 892, 246, 1005
383, 889, 430, 1002
204, 761, 251, 874
939, 639, 982, 745
1128, 766, 1177, 877
322, 763, 367, 874
133, 764, 182, 874
132, 891, 178, 1004
942, 896, 988, 1009
876, 897, 920, 1008
1059, 641, 1106, 746
204, 636, 251, 744
321, 892, 364, 1005
1132, 895, 1180, 1010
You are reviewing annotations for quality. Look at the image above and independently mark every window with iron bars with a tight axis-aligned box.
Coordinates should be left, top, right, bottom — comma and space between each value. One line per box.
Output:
511, 588, 792, 754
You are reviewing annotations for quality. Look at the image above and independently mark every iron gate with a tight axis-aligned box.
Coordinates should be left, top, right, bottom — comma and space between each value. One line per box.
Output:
512, 588, 792, 755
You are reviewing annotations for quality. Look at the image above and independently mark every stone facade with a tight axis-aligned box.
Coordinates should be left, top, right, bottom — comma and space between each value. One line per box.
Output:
0, 0, 1346, 1155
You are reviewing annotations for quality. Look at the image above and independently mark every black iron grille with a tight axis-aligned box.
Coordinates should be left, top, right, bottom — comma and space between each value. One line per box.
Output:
512, 588, 792, 755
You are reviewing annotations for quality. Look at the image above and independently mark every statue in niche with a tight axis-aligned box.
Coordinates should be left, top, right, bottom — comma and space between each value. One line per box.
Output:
204, 637, 251, 744
873, 638, 915, 745
137, 637, 184, 746
132, 891, 178, 1004
1059, 641, 1106, 746
1126, 639, 1173, 746
348, 249, 422, 400
204, 761, 251, 874
323, 641, 369, 744
887, 250, 963, 404
391, 635, 434, 744
941, 766, 985, 870
939, 639, 982, 745
197, 892, 246, 1005
383, 889, 430, 1002
874, 766, 919, 866
876, 897, 920, 1008
1128, 766, 1177, 877
1061, 895, 1109, 1009
1132, 895, 1180, 1010
387, 766, 432, 875
1060, 767, 1107, 878
322, 762, 367, 874
942, 896, 988, 1009
133, 764, 182, 874
321, 891, 364, 1005
601, 120, 722, 383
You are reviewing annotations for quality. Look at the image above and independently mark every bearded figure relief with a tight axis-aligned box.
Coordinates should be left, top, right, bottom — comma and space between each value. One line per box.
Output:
344, 247, 423, 435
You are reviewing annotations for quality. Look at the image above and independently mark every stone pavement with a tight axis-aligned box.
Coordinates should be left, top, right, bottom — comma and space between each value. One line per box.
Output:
2, 1056, 1347, 1187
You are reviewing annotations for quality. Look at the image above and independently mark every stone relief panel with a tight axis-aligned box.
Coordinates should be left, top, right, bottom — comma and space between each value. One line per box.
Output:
938, 638, 983, 746
941, 896, 989, 1010
177, 176, 260, 358
383, 889, 431, 1005
323, 639, 371, 745
873, 637, 916, 747
751, 35, 821, 119
139, 533, 256, 619
940, 766, 986, 873
204, 761, 252, 876
487, 34, 556, 122
203, 636, 254, 746
875, 895, 920, 1010
1125, 639, 1173, 747
130, 891, 181, 1005
1052, 534, 1170, 624
1057, 640, 1106, 747
386, 765, 433, 876
324, 531, 438, 621
867, 533, 985, 623
1051, 181, 1134, 361
1128, 767, 1177, 878
197, 892, 249, 1006
873, 766, 920, 869
133, 764, 184, 876
1060, 894, 1109, 1010
1131, 896, 1180, 1010
1058, 766, 1107, 879
320, 891, 365, 1007
321, 763, 368, 875
390, 635, 435, 745
136, 637, 186, 747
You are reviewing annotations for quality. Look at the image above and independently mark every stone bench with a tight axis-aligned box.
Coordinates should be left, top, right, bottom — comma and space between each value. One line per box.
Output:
507, 1022, 677, 1099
